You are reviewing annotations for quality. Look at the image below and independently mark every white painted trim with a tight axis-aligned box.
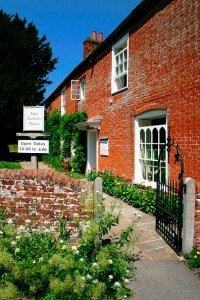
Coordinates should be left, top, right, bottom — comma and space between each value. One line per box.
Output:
111, 33, 129, 94
134, 109, 168, 187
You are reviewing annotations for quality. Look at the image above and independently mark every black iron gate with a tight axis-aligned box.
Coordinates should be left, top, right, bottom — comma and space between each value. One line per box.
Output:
156, 137, 184, 254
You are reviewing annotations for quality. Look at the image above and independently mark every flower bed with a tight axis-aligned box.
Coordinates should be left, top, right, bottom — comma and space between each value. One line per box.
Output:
0, 192, 138, 299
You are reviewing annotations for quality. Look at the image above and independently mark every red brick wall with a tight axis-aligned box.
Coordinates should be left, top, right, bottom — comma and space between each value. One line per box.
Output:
48, 94, 61, 115
48, 1, 200, 190
79, 0, 199, 187
0, 169, 93, 233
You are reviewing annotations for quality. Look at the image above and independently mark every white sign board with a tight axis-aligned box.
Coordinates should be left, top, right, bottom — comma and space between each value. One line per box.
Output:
18, 140, 49, 154
100, 138, 109, 156
23, 106, 44, 132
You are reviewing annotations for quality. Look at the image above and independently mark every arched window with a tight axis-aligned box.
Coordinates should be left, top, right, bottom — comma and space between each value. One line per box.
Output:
135, 110, 167, 187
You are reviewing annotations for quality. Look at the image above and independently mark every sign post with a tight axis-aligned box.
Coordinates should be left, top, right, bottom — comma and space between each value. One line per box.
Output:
16, 106, 50, 169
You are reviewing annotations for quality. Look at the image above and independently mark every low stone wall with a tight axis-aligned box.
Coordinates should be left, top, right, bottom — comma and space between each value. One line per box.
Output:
0, 169, 93, 233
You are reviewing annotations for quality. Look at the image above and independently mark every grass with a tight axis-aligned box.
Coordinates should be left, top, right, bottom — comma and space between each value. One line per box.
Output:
0, 161, 22, 169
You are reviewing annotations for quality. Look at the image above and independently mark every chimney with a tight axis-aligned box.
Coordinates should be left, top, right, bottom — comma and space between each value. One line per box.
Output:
92, 30, 97, 40
98, 32, 103, 42
83, 31, 103, 59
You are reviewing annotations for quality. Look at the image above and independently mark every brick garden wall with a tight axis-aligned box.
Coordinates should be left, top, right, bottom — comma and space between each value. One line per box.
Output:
0, 169, 93, 233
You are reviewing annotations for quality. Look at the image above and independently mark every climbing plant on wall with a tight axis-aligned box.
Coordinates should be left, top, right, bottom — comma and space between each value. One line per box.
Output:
45, 110, 87, 173
61, 111, 87, 173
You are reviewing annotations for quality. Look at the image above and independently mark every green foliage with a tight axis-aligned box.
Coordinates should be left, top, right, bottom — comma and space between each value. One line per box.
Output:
47, 110, 61, 157
87, 171, 156, 215
0, 10, 57, 150
61, 111, 87, 173
45, 110, 87, 174
0, 192, 137, 299
187, 246, 200, 269
0, 161, 21, 169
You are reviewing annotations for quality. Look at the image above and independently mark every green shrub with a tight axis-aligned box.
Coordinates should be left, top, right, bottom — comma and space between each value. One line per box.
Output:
87, 171, 156, 215
45, 110, 87, 174
187, 246, 200, 269
0, 161, 21, 169
0, 191, 137, 299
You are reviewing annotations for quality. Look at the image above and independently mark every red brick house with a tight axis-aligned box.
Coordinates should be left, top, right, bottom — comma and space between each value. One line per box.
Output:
45, 0, 200, 191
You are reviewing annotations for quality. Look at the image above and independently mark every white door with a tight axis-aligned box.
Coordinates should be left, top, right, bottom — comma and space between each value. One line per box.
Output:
87, 130, 97, 172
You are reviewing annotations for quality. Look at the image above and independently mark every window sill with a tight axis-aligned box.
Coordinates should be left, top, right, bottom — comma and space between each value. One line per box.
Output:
111, 87, 128, 96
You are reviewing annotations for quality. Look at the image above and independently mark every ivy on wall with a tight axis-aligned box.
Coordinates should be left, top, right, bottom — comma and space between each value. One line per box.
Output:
45, 110, 87, 173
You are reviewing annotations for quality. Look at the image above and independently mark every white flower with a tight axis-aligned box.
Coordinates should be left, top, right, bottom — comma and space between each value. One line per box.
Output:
124, 278, 129, 284
108, 259, 113, 264
11, 241, 17, 247
71, 245, 79, 254
86, 274, 92, 280
0, 231, 3, 235
62, 245, 67, 250
80, 258, 84, 262
39, 257, 43, 262
114, 282, 121, 289
16, 235, 21, 240
15, 248, 20, 253
92, 262, 98, 268
18, 226, 25, 231
25, 219, 31, 224
93, 279, 98, 284
32, 260, 36, 264
108, 275, 113, 281
59, 239, 64, 244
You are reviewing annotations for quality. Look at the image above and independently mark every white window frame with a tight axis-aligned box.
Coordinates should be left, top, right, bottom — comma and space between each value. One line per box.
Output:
60, 88, 66, 115
111, 33, 129, 94
134, 110, 168, 188
71, 77, 86, 101
80, 77, 86, 100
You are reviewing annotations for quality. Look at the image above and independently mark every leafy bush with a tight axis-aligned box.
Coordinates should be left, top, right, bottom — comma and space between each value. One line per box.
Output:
0, 161, 21, 169
87, 171, 156, 215
187, 246, 200, 269
45, 110, 87, 174
0, 192, 137, 299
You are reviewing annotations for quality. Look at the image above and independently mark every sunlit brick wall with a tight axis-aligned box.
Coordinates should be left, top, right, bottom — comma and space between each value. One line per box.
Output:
0, 169, 93, 233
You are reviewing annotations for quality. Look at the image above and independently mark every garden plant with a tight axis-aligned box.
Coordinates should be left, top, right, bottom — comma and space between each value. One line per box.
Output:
87, 171, 156, 215
0, 191, 138, 300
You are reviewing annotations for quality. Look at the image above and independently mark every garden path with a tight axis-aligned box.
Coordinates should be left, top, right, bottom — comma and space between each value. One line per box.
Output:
20, 161, 200, 299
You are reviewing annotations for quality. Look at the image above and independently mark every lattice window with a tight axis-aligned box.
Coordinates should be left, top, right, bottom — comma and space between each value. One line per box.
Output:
71, 80, 80, 100
139, 125, 166, 183
112, 34, 129, 93
71, 78, 86, 100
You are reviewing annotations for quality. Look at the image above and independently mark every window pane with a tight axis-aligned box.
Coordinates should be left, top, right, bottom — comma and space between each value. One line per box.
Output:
160, 127, 166, 143
138, 120, 167, 183
146, 129, 151, 143
146, 144, 151, 159
140, 129, 145, 143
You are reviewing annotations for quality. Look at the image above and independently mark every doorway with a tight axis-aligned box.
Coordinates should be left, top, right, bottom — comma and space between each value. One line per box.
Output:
87, 130, 97, 172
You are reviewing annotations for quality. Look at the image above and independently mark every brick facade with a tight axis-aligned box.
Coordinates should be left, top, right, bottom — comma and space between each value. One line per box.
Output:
46, 0, 200, 190
0, 169, 93, 233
